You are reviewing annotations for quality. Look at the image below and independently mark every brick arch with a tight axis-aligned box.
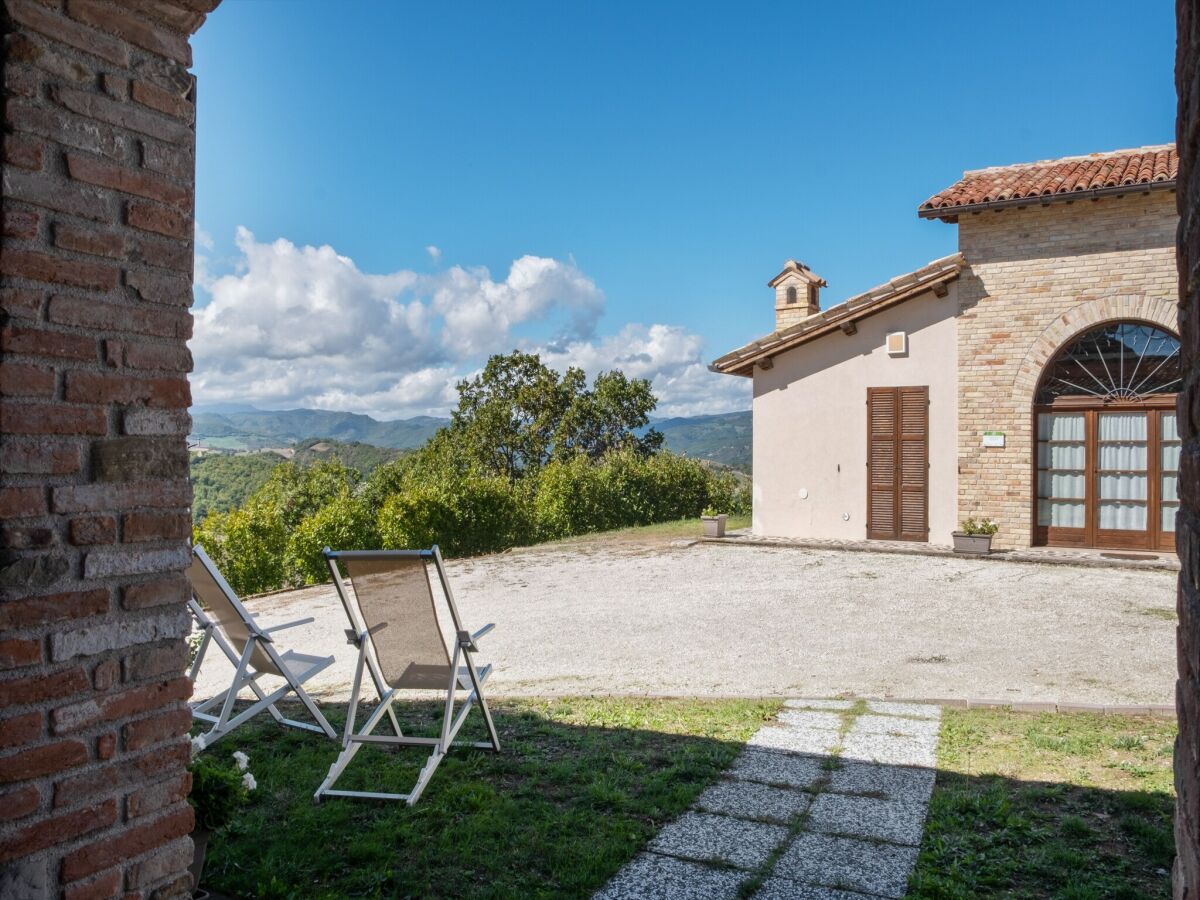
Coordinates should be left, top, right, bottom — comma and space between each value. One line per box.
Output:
1010, 293, 1178, 403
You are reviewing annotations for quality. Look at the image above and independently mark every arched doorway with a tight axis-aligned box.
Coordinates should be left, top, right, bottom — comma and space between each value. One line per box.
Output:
1033, 320, 1181, 550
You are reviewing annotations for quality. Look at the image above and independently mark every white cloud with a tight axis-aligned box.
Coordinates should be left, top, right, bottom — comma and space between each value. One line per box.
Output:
425, 244, 442, 264
190, 228, 749, 419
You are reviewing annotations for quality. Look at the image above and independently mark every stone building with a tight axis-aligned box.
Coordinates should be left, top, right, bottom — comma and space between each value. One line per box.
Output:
712, 145, 1178, 551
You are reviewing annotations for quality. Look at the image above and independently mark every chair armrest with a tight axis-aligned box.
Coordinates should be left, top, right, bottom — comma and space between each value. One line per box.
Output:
471, 623, 495, 642
458, 623, 495, 652
263, 617, 315, 634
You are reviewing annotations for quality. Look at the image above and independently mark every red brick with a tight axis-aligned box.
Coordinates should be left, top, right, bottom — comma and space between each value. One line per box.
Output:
0, 487, 47, 519
122, 512, 189, 543
122, 576, 189, 611
0, 524, 57, 550
121, 341, 192, 372
4, 0, 130, 67
66, 153, 191, 209
55, 222, 127, 260
54, 741, 189, 810
125, 834, 193, 891
0, 785, 40, 822
0, 440, 82, 475
125, 268, 191, 307
3, 205, 40, 239
126, 771, 190, 820
65, 0, 192, 65
123, 643, 188, 681
139, 140, 192, 183
2, 249, 119, 291
130, 80, 194, 123
0, 362, 56, 397
52, 85, 191, 146
0, 288, 43, 319
126, 200, 190, 240
52, 481, 191, 514
0, 401, 107, 436
6, 100, 133, 165
4, 62, 39, 99
51, 698, 103, 735
0, 799, 116, 865
0, 638, 43, 670
92, 658, 120, 692
100, 72, 128, 99
100, 677, 190, 723
95, 732, 116, 761
0, 738, 87, 784
0, 711, 43, 750
0, 666, 89, 709
1, 324, 96, 361
4, 133, 44, 171
122, 707, 191, 752
0, 590, 109, 630
63, 868, 121, 900
4, 166, 111, 222
65, 372, 189, 408
70, 516, 117, 546
63, 805, 193, 881
132, 233, 190, 273
47, 294, 191, 339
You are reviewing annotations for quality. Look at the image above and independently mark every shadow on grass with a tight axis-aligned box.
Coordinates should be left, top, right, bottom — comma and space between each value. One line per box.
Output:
196, 696, 775, 900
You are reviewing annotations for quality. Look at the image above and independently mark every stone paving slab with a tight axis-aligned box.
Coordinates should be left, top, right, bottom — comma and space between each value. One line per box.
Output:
728, 747, 827, 790
807, 793, 927, 846
776, 710, 846, 731
866, 701, 940, 720
784, 699, 856, 711
839, 730, 937, 768
771, 833, 919, 899
748, 725, 841, 756
853, 714, 941, 740
752, 878, 888, 900
695, 779, 813, 824
827, 761, 936, 804
593, 853, 747, 900
648, 811, 790, 870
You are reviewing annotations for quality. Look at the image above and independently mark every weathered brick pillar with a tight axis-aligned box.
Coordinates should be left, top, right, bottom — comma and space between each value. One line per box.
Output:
0, 1, 217, 896
1179, 1, 1200, 895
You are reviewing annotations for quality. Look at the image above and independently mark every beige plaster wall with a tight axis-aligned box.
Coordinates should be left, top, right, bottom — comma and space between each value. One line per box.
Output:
955, 191, 1178, 548
751, 286, 959, 542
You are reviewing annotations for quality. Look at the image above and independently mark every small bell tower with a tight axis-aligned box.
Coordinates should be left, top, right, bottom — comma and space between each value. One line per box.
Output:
769, 260, 826, 331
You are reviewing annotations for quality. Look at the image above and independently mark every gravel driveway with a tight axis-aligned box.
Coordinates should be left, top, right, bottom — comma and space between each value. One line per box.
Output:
191, 542, 1176, 706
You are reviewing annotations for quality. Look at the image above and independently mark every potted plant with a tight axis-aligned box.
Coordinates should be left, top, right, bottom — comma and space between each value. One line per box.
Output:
953, 517, 998, 555
188, 746, 256, 896
701, 505, 728, 538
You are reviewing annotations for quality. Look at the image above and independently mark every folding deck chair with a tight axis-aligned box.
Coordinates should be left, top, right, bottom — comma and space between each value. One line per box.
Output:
187, 545, 337, 749
314, 546, 501, 805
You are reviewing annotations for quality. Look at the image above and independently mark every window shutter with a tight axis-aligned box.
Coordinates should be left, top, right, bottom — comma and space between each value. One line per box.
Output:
867, 386, 928, 541
867, 388, 897, 539
898, 387, 929, 541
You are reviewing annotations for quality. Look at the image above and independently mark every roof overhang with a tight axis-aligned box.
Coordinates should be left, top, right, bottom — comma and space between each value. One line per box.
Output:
710, 253, 965, 378
919, 177, 1177, 223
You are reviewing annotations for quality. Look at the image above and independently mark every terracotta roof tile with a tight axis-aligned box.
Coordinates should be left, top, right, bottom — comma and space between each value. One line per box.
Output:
919, 145, 1176, 219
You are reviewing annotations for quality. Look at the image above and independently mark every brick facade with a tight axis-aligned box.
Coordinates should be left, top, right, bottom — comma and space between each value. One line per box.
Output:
0, 1, 216, 896
1176, 2, 1200, 894
954, 191, 1178, 548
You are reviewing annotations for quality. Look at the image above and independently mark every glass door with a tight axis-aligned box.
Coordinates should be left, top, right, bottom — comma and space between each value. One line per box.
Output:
1095, 411, 1149, 548
1036, 413, 1087, 546
1160, 412, 1180, 550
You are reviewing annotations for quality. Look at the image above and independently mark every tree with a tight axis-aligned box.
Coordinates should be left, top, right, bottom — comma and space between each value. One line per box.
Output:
448, 351, 662, 479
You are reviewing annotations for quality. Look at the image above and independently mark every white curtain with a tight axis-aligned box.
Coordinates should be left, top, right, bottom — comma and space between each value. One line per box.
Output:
1039, 500, 1085, 527
1099, 501, 1147, 530
1163, 412, 1179, 442
1038, 442, 1086, 469
1100, 473, 1147, 500
1163, 504, 1178, 532
1099, 412, 1147, 441
1038, 471, 1085, 499
1039, 414, 1085, 441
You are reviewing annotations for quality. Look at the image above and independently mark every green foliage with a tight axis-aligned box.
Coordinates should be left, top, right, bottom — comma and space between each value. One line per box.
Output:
960, 516, 999, 536
378, 473, 533, 557
189, 754, 251, 832
190, 453, 282, 521
291, 438, 406, 476
285, 488, 380, 585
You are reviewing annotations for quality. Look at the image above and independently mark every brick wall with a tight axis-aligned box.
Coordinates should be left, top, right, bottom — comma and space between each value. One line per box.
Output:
1176, 2, 1200, 894
0, 1, 216, 896
954, 191, 1178, 548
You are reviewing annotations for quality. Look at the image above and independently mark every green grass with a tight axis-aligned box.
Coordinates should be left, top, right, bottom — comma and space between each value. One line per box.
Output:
909, 709, 1177, 899
199, 696, 778, 899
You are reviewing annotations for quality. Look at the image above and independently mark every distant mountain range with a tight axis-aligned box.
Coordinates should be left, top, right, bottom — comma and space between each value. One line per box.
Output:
190, 406, 752, 471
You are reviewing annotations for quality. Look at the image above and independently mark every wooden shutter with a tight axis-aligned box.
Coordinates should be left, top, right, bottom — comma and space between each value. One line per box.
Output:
867, 386, 929, 541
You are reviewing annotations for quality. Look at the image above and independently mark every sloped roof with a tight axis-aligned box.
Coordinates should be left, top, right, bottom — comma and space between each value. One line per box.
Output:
919, 145, 1177, 221
710, 253, 965, 377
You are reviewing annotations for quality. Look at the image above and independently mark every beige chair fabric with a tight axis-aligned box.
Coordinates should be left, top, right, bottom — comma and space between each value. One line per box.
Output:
187, 552, 280, 676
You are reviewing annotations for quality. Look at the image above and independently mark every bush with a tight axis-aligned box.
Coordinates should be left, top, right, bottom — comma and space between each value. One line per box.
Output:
378, 473, 533, 557
285, 489, 380, 585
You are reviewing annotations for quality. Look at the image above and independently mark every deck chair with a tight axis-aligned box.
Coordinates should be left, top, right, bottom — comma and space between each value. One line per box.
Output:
187, 545, 337, 749
314, 546, 500, 805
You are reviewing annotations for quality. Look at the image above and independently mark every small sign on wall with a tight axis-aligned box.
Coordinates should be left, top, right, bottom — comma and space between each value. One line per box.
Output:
982, 431, 1005, 448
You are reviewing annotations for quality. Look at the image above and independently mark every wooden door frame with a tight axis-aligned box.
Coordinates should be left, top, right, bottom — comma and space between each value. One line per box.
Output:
1030, 395, 1176, 551
867, 385, 929, 542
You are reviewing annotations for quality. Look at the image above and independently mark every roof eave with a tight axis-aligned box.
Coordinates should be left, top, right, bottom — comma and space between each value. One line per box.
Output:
918, 178, 1177, 222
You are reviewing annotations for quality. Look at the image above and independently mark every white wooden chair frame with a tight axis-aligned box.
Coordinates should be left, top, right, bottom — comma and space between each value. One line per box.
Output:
188, 545, 337, 749
314, 546, 500, 806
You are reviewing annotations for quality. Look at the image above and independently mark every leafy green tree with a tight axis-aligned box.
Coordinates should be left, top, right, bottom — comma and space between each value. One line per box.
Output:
286, 488, 380, 585
190, 453, 282, 521
377, 473, 533, 556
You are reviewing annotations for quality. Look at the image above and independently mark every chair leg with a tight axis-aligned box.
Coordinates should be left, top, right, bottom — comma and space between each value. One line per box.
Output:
315, 689, 397, 801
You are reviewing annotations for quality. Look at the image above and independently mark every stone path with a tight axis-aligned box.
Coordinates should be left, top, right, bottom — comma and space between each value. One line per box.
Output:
595, 700, 941, 900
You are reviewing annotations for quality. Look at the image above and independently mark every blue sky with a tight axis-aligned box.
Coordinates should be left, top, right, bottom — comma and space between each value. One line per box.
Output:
190, 1, 1175, 420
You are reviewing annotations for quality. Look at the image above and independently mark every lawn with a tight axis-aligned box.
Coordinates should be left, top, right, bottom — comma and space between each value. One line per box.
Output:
198, 697, 778, 899
910, 708, 1177, 899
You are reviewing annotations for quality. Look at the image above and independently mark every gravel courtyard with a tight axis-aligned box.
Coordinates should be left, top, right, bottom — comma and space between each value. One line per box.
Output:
192, 541, 1176, 706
